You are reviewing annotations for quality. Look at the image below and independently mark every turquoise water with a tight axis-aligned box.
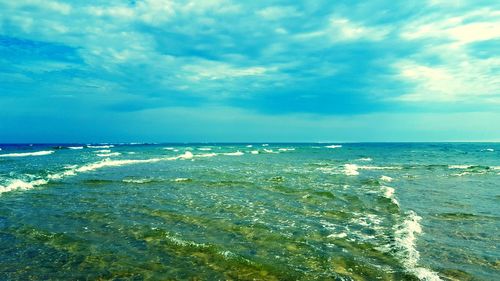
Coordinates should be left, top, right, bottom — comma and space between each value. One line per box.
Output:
0, 143, 498, 280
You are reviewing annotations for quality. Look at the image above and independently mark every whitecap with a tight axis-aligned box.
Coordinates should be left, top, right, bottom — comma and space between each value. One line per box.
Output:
163, 147, 175, 150
482, 148, 494, 152
0, 179, 48, 194
195, 153, 217, 158
262, 144, 269, 147
325, 145, 342, 148
448, 165, 471, 169
174, 178, 191, 182
358, 165, 402, 170
223, 151, 244, 156
94, 149, 111, 153
380, 175, 393, 182
394, 211, 441, 281
250, 150, 259, 154
0, 150, 55, 157
96, 152, 121, 157
246, 145, 253, 148
123, 178, 154, 184
87, 145, 114, 149
343, 164, 359, 176
263, 149, 278, 154
358, 157, 372, 161
177, 151, 194, 160
278, 148, 295, 151
68, 146, 84, 150
197, 147, 212, 151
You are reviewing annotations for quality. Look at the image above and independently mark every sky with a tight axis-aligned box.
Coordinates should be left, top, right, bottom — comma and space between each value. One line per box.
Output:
0, 0, 499, 143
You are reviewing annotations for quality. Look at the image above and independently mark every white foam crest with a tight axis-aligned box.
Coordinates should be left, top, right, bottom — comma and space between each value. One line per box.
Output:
68, 146, 84, 150
197, 147, 212, 151
344, 164, 359, 176
263, 149, 278, 154
0, 179, 48, 194
96, 152, 121, 157
94, 149, 111, 153
381, 185, 399, 206
380, 175, 393, 182
482, 148, 495, 152
1, 152, 191, 194
223, 151, 244, 156
448, 165, 471, 169
0, 150, 55, 157
177, 151, 194, 160
87, 145, 114, 149
394, 211, 442, 281
195, 153, 217, 158
123, 178, 154, 184
278, 148, 295, 151
246, 145, 253, 148
262, 144, 269, 147
174, 178, 191, 182
250, 150, 259, 154
163, 147, 175, 150
358, 157, 372, 161
325, 145, 342, 148
358, 165, 402, 170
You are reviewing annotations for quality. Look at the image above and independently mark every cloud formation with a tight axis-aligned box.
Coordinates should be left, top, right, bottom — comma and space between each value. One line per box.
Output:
0, 0, 498, 141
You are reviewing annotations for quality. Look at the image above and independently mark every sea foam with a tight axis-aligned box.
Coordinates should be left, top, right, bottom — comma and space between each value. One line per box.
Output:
344, 164, 359, 176
0, 179, 48, 194
223, 151, 244, 156
394, 211, 442, 281
325, 145, 342, 148
0, 150, 55, 157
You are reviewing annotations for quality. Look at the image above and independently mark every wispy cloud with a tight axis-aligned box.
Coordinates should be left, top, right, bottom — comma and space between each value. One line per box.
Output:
0, 0, 498, 141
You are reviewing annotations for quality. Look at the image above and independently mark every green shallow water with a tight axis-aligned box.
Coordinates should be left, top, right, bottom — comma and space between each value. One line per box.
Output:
0, 143, 499, 280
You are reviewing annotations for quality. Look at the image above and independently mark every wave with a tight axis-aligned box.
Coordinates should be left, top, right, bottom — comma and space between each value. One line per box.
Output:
278, 148, 295, 152
359, 165, 403, 170
68, 146, 84, 150
223, 151, 244, 156
94, 149, 111, 153
0, 150, 55, 157
358, 157, 372, 161
380, 175, 393, 182
250, 150, 259, 154
325, 145, 342, 148
1, 151, 198, 195
0, 179, 48, 194
394, 211, 441, 281
123, 178, 157, 184
197, 147, 212, 151
195, 153, 217, 158
263, 149, 278, 154
448, 165, 471, 169
96, 152, 121, 157
87, 145, 114, 149
344, 164, 359, 176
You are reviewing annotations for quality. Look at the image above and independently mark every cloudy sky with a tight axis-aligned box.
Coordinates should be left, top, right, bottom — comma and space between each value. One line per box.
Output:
0, 0, 499, 142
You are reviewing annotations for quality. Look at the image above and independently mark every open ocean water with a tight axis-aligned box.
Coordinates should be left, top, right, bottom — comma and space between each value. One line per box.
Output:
0, 143, 498, 280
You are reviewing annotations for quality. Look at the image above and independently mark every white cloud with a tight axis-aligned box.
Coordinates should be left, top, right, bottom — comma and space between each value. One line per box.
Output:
401, 8, 500, 44
395, 7, 500, 103
183, 61, 269, 81
295, 16, 390, 42
257, 6, 300, 20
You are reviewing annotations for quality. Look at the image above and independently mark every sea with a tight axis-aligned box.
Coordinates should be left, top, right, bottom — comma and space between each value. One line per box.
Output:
0, 143, 498, 280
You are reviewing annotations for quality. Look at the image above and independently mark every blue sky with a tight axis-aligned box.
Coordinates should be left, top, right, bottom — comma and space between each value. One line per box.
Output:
0, 0, 499, 142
